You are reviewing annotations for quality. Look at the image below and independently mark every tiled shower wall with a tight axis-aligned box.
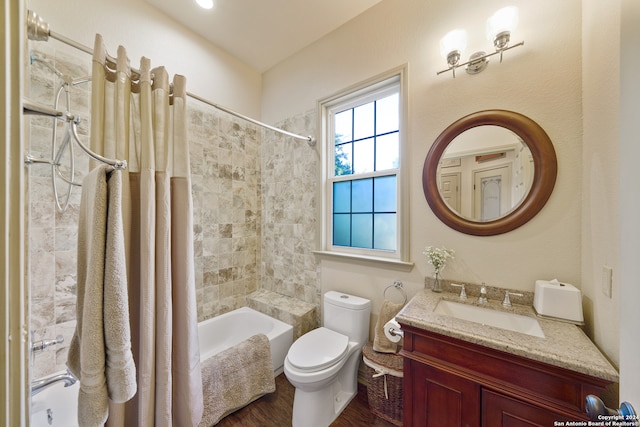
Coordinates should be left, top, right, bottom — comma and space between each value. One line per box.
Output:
26, 44, 273, 378
261, 111, 321, 321
189, 100, 263, 321
26, 44, 90, 379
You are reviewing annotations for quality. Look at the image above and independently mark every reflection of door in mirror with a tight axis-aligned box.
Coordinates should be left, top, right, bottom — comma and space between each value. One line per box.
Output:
436, 125, 533, 222
473, 165, 512, 221
439, 172, 461, 213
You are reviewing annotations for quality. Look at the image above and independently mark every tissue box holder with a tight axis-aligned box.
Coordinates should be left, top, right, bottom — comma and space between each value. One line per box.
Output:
533, 280, 584, 325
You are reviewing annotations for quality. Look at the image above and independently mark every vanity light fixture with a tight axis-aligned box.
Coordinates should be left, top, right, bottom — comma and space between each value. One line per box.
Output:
437, 6, 524, 78
195, 0, 214, 10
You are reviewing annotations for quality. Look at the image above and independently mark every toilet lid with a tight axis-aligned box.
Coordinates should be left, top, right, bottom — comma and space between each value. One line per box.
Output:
287, 327, 349, 372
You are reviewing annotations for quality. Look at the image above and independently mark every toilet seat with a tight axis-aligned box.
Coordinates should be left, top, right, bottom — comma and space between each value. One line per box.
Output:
287, 327, 349, 372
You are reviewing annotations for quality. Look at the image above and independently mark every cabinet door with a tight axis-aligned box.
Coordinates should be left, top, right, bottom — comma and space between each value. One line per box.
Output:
407, 360, 480, 427
482, 389, 575, 427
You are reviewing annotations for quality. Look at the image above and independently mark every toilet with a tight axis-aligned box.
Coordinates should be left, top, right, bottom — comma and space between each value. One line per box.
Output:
284, 291, 371, 427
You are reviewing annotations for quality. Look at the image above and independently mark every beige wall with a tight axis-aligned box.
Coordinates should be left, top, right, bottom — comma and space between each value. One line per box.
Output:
619, 0, 640, 405
581, 0, 621, 370
262, 0, 592, 356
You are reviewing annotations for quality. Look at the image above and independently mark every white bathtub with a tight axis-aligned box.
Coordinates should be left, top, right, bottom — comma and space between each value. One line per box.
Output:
30, 379, 80, 427
198, 306, 294, 375
30, 307, 292, 426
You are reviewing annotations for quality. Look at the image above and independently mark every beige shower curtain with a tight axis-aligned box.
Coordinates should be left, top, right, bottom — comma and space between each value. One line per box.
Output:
89, 34, 203, 427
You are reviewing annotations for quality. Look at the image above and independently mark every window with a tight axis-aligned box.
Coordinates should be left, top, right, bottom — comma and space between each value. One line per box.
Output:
320, 69, 408, 262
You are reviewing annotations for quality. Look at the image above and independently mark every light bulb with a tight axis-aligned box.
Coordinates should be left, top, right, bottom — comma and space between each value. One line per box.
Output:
439, 29, 467, 61
486, 6, 519, 43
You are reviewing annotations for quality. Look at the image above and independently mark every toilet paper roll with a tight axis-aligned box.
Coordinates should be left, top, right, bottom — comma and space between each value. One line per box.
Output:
383, 318, 402, 343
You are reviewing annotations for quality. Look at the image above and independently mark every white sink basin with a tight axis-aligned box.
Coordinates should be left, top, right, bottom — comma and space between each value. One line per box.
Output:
434, 300, 545, 338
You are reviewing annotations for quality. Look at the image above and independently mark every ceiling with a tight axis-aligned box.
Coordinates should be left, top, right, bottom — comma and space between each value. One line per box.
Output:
144, 0, 384, 72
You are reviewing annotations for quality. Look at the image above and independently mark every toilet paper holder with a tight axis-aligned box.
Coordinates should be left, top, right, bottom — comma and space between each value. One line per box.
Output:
388, 325, 404, 338
384, 318, 404, 340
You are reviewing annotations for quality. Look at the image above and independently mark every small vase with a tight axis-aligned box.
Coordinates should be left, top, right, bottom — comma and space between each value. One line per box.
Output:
432, 272, 442, 293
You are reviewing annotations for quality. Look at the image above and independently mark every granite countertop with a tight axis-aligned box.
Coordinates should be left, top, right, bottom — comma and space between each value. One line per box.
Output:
396, 289, 619, 382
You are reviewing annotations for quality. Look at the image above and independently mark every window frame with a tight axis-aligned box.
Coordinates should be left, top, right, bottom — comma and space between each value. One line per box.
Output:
317, 66, 410, 265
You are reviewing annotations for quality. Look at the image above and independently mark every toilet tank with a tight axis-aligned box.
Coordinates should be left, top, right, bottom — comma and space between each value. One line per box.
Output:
323, 291, 372, 345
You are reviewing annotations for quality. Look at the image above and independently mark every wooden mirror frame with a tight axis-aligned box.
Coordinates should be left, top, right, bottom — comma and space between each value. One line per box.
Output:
422, 110, 557, 236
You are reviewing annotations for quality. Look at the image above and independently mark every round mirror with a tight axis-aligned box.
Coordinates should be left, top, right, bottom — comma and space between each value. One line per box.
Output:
422, 110, 557, 236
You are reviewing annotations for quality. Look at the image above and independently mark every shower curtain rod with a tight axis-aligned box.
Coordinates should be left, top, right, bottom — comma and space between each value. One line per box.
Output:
26, 10, 316, 147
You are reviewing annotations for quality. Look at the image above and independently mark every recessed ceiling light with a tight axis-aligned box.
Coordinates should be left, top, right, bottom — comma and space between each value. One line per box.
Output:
195, 0, 214, 10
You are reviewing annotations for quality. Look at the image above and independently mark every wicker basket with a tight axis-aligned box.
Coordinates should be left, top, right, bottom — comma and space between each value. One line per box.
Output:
362, 342, 403, 426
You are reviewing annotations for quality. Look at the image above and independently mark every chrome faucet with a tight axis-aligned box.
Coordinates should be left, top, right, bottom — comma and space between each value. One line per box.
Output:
478, 285, 488, 304
31, 369, 77, 396
451, 283, 467, 300
502, 291, 524, 307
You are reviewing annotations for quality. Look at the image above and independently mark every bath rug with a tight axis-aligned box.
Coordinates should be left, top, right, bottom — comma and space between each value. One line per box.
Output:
199, 333, 275, 426
373, 300, 404, 353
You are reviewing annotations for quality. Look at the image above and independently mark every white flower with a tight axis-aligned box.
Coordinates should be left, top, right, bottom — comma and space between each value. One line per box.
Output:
423, 246, 455, 274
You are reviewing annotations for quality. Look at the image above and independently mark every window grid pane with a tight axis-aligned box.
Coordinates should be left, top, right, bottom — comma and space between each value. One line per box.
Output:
352, 214, 373, 248
353, 102, 374, 140
333, 181, 351, 213
376, 93, 399, 135
353, 138, 375, 174
333, 214, 351, 246
334, 142, 353, 176
331, 176, 397, 250
373, 213, 396, 251
375, 132, 399, 171
373, 175, 396, 212
351, 178, 372, 212
334, 109, 353, 143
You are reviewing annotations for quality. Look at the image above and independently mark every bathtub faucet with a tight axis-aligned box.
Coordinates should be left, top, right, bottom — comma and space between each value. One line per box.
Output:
31, 369, 77, 396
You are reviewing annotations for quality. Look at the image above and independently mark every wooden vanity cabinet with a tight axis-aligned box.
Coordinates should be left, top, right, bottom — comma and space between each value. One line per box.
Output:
408, 360, 480, 427
400, 324, 615, 427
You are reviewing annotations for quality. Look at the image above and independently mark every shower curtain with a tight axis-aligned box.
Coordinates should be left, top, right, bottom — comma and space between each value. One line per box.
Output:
88, 34, 203, 427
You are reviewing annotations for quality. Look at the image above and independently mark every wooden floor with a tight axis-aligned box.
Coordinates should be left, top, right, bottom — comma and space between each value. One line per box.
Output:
215, 374, 397, 427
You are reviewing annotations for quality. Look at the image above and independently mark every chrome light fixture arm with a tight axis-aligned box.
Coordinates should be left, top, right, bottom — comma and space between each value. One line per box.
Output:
437, 41, 524, 77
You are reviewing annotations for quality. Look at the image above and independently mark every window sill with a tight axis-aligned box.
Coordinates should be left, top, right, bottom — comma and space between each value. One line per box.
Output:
313, 250, 415, 272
